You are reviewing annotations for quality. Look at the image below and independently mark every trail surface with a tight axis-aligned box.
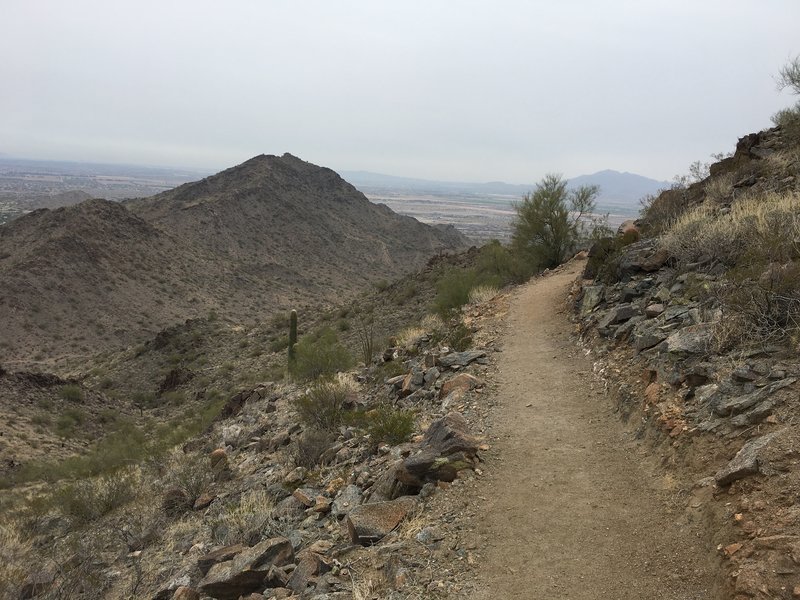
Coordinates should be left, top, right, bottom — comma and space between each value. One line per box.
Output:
472, 260, 716, 599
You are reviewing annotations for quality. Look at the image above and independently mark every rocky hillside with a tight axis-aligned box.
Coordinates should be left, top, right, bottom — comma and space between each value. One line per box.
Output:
574, 124, 800, 598
0, 154, 468, 368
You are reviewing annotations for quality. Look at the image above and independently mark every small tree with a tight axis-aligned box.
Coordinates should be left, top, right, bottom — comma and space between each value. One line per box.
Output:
511, 173, 599, 270
772, 55, 800, 133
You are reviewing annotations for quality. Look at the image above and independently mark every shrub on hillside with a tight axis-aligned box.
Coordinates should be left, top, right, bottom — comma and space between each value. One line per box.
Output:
433, 269, 476, 317
293, 378, 356, 431
289, 327, 353, 381
364, 405, 415, 447
54, 469, 138, 524
292, 429, 337, 468
59, 384, 83, 403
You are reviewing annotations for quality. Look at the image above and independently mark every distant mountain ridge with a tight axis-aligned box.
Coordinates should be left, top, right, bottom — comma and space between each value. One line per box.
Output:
341, 169, 669, 213
0, 154, 469, 366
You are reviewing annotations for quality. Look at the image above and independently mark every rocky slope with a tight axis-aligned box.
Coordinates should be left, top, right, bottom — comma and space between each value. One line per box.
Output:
0, 154, 468, 368
573, 125, 800, 599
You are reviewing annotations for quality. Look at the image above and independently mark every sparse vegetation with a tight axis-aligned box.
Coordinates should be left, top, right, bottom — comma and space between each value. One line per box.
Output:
363, 404, 415, 447
59, 383, 83, 403
293, 378, 356, 431
289, 327, 354, 381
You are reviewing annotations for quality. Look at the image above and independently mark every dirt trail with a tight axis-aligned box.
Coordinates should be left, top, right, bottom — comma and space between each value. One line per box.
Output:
472, 260, 717, 599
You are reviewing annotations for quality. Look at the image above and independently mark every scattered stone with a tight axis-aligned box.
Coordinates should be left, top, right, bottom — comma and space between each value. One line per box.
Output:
665, 324, 713, 355
580, 285, 605, 316
172, 587, 200, 600
331, 484, 362, 518
198, 544, 247, 575
345, 496, 418, 545
644, 303, 665, 318
199, 538, 294, 600
439, 373, 482, 399
438, 350, 487, 369
715, 433, 778, 486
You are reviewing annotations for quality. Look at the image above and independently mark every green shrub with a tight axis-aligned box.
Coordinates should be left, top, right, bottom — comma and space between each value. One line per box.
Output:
364, 405, 415, 447
433, 269, 476, 317
289, 328, 354, 381
55, 408, 86, 437
293, 379, 355, 431
59, 384, 83, 403
269, 335, 290, 353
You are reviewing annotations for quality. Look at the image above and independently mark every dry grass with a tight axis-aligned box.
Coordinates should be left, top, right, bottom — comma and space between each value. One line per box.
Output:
396, 326, 427, 348
702, 172, 734, 205
0, 523, 31, 598
468, 284, 499, 304
208, 488, 278, 545
661, 191, 800, 267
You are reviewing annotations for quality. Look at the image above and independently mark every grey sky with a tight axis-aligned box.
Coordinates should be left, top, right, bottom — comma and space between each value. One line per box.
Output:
1, 1, 798, 182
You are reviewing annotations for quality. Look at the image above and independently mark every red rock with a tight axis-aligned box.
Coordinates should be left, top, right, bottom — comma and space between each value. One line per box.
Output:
439, 373, 482, 399
345, 496, 417, 545
172, 587, 200, 600
193, 493, 217, 510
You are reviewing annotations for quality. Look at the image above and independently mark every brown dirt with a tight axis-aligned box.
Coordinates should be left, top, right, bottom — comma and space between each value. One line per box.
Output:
471, 259, 719, 598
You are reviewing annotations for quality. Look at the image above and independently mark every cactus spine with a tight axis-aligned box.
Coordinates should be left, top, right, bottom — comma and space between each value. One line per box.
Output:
288, 309, 298, 364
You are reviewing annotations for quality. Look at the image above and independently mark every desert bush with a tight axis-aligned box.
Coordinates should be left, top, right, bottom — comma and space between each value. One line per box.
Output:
54, 469, 138, 524
393, 282, 418, 305
289, 327, 353, 381
355, 316, 376, 365
59, 384, 83, 403
433, 269, 476, 317
444, 320, 473, 351
166, 452, 212, 503
269, 335, 290, 353
511, 174, 600, 270
714, 261, 800, 347
475, 240, 533, 284
209, 488, 279, 546
293, 379, 355, 431
292, 429, 337, 469
364, 405, 415, 447
55, 407, 87, 438
584, 230, 640, 283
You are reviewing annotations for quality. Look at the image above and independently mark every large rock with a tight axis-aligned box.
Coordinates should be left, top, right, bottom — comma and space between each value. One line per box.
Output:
397, 412, 480, 486
715, 433, 778, 486
437, 350, 487, 369
597, 304, 640, 330
345, 496, 418, 545
617, 239, 671, 275
712, 378, 796, 417
631, 320, 669, 352
331, 484, 363, 518
579, 285, 605, 316
198, 544, 247, 575
665, 324, 713, 355
198, 537, 294, 600
439, 373, 482, 399
286, 551, 332, 593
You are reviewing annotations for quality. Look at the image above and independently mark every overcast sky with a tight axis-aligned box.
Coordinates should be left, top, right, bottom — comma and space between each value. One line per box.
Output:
1, 1, 798, 183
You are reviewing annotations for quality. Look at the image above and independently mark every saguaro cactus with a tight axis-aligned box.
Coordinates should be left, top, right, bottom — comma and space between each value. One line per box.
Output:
288, 309, 298, 364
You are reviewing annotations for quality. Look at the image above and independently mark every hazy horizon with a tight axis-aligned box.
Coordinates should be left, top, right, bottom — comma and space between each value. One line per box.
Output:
2, 1, 798, 184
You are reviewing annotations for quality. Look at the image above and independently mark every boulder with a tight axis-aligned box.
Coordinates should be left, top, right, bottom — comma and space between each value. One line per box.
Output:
439, 373, 482, 399
437, 350, 487, 369
198, 544, 246, 575
645, 303, 665, 318
286, 551, 332, 593
597, 304, 639, 330
712, 378, 797, 417
345, 496, 418, 545
199, 537, 294, 600
397, 412, 480, 486
172, 587, 200, 600
715, 433, 778, 486
579, 285, 605, 316
665, 324, 713, 355
331, 484, 362, 518
631, 320, 669, 352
